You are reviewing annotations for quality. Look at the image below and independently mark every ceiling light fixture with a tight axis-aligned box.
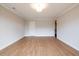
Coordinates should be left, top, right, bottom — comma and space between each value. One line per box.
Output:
30, 3, 48, 12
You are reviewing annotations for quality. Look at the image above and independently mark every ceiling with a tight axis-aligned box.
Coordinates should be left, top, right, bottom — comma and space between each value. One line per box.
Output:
0, 3, 78, 20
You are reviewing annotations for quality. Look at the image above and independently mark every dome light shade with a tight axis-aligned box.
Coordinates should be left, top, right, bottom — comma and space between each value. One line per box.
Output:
30, 3, 48, 12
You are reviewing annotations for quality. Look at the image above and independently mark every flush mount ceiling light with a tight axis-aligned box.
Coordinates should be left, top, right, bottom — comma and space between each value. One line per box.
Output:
30, 3, 48, 12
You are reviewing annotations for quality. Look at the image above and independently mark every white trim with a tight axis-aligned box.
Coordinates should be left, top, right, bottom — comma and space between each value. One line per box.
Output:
58, 36, 79, 51
0, 36, 24, 50
24, 35, 54, 37
58, 4, 79, 18
1, 3, 78, 20
0, 4, 24, 20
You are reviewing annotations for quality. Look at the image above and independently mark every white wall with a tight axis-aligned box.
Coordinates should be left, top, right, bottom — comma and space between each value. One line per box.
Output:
58, 5, 79, 51
25, 20, 54, 36
0, 6, 25, 50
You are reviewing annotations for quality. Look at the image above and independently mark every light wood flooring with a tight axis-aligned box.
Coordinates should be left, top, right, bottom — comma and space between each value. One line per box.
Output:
0, 37, 79, 56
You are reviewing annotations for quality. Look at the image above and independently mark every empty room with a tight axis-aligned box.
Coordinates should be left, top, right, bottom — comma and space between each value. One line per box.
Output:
0, 3, 79, 56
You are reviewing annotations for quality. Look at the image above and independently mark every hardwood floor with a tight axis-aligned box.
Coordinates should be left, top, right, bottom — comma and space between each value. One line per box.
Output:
0, 37, 79, 56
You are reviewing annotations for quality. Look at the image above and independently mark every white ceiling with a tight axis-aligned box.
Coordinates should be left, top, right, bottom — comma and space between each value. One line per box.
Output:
0, 3, 78, 20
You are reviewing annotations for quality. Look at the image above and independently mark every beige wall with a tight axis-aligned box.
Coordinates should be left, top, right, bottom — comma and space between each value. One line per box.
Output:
0, 6, 25, 50
58, 5, 79, 51
25, 20, 55, 36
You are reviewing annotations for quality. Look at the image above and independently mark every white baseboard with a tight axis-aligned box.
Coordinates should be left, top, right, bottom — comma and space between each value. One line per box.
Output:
24, 35, 54, 37
58, 36, 79, 51
0, 36, 24, 50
